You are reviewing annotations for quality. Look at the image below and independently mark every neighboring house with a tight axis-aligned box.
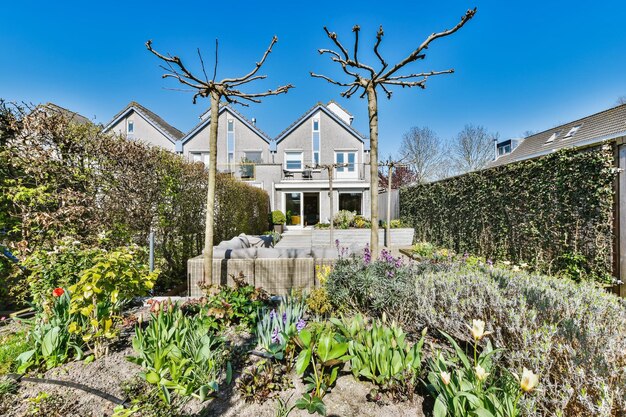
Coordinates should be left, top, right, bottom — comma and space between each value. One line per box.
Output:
273, 102, 370, 226
40, 102, 91, 125
103, 101, 184, 152
103, 100, 371, 227
487, 103, 626, 168
494, 137, 523, 160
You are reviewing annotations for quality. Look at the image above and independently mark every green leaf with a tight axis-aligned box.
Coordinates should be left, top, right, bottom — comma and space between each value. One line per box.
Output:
295, 349, 312, 375
433, 395, 448, 417
146, 371, 160, 385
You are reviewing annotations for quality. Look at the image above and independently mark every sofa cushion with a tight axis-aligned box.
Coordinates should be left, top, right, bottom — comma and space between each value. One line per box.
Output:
278, 248, 312, 258
238, 233, 250, 248
311, 247, 340, 260
218, 236, 247, 250
229, 248, 257, 259
256, 248, 282, 258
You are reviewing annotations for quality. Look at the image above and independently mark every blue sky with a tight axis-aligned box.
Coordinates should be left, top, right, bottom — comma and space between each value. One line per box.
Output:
2, 0, 625, 156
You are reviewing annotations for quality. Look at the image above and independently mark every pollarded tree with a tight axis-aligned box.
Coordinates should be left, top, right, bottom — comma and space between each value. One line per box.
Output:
311, 9, 476, 253
147, 37, 293, 286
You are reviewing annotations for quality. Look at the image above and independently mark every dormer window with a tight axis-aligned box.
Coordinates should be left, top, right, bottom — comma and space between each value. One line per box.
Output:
127, 120, 134, 134
545, 130, 560, 144
563, 124, 582, 138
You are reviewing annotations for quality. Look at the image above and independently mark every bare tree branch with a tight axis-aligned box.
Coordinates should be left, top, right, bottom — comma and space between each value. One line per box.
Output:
384, 69, 454, 81
352, 25, 360, 64
221, 36, 278, 84
373, 26, 387, 72
212, 39, 218, 82
310, 72, 358, 87
197, 48, 209, 83
379, 8, 476, 79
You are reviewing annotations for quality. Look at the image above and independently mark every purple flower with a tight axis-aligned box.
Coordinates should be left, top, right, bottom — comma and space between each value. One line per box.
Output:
487, 259, 493, 266
335, 239, 340, 248
271, 327, 280, 344
269, 309, 276, 320
282, 312, 287, 324
363, 244, 371, 265
296, 319, 306, 332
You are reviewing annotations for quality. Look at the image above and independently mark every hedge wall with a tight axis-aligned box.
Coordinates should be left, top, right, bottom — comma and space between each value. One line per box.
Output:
400, 145, 617, 282
0, 102, 270, 303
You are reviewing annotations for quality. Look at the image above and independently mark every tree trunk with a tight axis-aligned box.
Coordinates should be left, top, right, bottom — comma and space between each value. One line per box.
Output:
386, 164, 393, 247
329, 166, 334, 246
367, 85, 379, 254
203, 92, 220, 287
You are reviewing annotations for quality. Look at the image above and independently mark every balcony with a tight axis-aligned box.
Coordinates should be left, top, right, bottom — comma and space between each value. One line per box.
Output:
280, 163, 368, 182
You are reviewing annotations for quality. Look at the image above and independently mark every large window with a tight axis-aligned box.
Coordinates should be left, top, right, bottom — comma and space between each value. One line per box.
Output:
285, 151, 303, 170
241, 151, 262, 179
244, 151, 262, 163
312, 119, 320, 166
335, 151, 357, 178
339, 192, 362, 214
227, 119, 235, 167
190, 152, 210, 166
285, 192, 302, 225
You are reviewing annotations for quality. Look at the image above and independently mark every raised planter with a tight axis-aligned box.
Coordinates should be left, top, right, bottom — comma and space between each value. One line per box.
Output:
312, 228, 414, 247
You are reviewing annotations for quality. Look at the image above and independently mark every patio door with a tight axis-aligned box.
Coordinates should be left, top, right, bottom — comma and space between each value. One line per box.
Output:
284, 192, 302, 226
303, 192, 320, 226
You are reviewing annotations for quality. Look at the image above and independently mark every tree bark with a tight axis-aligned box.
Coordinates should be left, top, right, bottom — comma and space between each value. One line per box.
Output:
203, 92, 220, 286
367, 84, 379, 254
386, 164, 393, 247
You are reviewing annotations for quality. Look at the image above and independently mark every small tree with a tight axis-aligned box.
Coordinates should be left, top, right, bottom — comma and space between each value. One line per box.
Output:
400, 126, 445, 183
450, 124, 498, 173
147, 37, 293, 286
311, 9, 476, 253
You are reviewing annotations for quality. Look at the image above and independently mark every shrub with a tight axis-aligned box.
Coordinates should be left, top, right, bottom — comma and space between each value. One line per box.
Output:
324, 253, 626, 417
68, 246, 158, 358
400, 145, 616, 283
270, 210, 286, 225
333, 210, 355, 229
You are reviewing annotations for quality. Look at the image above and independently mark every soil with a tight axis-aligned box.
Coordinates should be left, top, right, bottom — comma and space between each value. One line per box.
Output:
0, 308, 430, 417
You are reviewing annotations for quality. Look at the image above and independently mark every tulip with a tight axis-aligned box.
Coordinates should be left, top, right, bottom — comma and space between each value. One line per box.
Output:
520, 368, 539, 392
52, 287, 65, 297
474, 364, 489, 381
440, 371, 451, 385
468, 319, 492, 341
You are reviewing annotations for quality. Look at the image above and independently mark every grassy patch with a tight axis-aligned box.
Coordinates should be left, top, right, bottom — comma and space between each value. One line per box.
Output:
0, 329, 29, 374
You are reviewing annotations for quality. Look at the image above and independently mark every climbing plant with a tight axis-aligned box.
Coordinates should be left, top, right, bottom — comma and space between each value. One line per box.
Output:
400, 145, 617, 283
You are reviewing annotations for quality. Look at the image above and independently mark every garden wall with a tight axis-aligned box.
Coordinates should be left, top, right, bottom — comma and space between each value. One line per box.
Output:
400, 145, 617, 281
312, 228, 414, 247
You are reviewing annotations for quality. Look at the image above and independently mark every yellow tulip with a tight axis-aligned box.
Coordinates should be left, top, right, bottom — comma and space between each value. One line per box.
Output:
467, 319, 492, 341
520, 368, 539, 392
474, 364, 489, 381
440, 371, 451, 385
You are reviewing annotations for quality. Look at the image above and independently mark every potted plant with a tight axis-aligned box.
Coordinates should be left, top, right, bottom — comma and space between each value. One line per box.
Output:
270, 210, 286, 233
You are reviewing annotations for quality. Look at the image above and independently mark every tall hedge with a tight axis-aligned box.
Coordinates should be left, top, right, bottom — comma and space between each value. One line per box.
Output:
0, 102, 270, 303
400, 145, 617, 281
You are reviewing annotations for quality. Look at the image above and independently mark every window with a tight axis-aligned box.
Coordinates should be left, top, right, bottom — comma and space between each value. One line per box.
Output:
285, 193, 302, 225
127, 120, 134, 134
336, 151, 357, 172
339, 192, 362, 214
312, 119, 320, 166
190, 152, 210, 166
227, 119, 235, 166
244, 151, 262, 163
498, 144, 511, 155
285, 152, 303, 170
545, 130, 561, 144
563, 124, 582, 138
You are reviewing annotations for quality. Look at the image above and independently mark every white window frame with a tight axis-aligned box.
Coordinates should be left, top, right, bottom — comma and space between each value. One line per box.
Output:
189, 151, 210, 166
545, 130, 560, 144
227, 119, 235, 168
312, 118, 320, 166
282, 191, 304, 227
127, 119, 134, 134
335, 150, 358, 179
338, 191, 363, 215
563, 124, 582, 139
284, 151, 304, 171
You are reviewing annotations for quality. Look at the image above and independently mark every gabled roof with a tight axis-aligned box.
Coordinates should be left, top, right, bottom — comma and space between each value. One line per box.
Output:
274, 103, 367, 145
40, 103, 91, 125
103, 101, 184, 142
488, 103, 626, 168
182, 104, 272, 144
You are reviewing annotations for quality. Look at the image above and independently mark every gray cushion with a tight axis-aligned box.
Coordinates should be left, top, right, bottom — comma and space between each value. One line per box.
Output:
218, 237, 246, 250
277, 248, 312, 259
238, 233, 250, 248
256, 248, 282, 259
229, 248, 257, 259
311, 247, 340, 260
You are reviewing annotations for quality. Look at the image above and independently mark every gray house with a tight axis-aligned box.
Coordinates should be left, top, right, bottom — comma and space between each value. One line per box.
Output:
103, 100, 371, 228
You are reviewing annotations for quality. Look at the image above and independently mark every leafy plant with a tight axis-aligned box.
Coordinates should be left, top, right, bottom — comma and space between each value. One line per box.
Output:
306, 287, 333, 317
68, 246, 158, 358
333, 314, 425, 400
128, 301, 229, 404
333, 210, 356, 229
15, 289, 85, 372
256, 295, 307, 360
0, 328, 29, 374
412, 241, 435, 258
198, 273, 270, 330
427, 321, 539, 417
293, 324, 351, 415
236, 359, 293, 403
270, 210, 286, 225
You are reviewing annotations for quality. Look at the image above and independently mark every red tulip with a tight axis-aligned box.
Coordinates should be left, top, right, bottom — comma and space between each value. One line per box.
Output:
52, 288, 65, 297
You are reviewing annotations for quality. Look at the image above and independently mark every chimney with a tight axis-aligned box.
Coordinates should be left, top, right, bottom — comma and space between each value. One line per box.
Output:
493, 138, 499, 160
251, 117, 257, 126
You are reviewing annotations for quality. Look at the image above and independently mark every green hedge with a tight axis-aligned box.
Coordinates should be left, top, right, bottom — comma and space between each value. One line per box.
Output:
400, 145, 616, 282
0, 102, 270, 303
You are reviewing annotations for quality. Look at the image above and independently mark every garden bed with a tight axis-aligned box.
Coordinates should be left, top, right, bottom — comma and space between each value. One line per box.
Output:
312, 228, 414, 247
